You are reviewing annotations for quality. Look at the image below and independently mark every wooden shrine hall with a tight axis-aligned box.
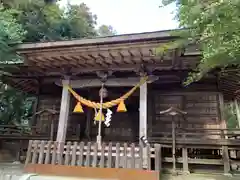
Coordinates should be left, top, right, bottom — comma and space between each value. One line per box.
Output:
3, 30, 240, 177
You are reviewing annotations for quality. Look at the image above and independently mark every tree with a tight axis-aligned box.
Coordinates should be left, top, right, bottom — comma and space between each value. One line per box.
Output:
15, 1, 98, 42
0, 0, 117, 126
97, 25, 117, 36
161, 0, 240, 84
59, 3, 97, 40
0, 5, 30, 126
0, 6, 25, 63
0, 83, 34, 126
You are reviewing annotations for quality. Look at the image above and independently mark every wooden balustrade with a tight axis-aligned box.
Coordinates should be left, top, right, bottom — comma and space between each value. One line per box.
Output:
24, 139, 240, 175
24, 140, 161, 180
151, 128, 240, 141
25, 140, 162, 170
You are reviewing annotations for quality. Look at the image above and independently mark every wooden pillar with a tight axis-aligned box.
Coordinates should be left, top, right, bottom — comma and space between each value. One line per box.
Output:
56, 79, 70, 142
139, 82, 147, 167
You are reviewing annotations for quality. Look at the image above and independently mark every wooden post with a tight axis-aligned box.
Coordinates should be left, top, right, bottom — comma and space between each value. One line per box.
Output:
182, 147, 189, 174
154, 144, 161, 174
218, 93, 231, 175
234, 99, 240, 128
85, 105, 92, 140
172, 118, 177, 175
222, 145, 231, 176
32, 80, 40, 127
159, 107, 187, 176
50, 118, 54, 141
56, 79, 70, 143
139, 82, 147, 167
218, 93, 227, 133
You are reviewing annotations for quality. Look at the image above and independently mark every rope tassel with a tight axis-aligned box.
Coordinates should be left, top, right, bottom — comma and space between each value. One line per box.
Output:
117, 100, 127, 112
94, 110, 105, 121
73, 102, 84, 113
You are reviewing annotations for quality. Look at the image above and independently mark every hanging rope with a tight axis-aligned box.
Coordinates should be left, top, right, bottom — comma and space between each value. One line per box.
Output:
64, 76, 148, 109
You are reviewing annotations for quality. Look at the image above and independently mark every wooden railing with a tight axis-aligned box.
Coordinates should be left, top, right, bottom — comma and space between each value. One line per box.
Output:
149, 128, 240, 175
0, 125, 31, 134
0, 124, 82, 140
25, 140, 161, 170
150, 128, 240, 144
24, 139, 240, 175
0, 125, 53, 140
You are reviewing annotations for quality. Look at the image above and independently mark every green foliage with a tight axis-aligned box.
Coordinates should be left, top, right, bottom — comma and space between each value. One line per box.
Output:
160, 0, 240, 84
59, 3, 97, 40
15, 1, 97, 42
224, 103, 239, 128
97, 25, 117, 36
0, 84, 34, 126
0, 6, 25, 63
0, 0, 116, 126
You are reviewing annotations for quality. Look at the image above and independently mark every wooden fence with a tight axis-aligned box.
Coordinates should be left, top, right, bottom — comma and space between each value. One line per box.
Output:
25, 140, 162, 170
24, 139, 240, 175
151, 128, 240, 140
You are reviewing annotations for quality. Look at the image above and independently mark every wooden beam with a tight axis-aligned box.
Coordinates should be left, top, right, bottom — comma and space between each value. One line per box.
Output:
56, 78, 70, 142
56, 77, 143, 88
56, 76, 159, 88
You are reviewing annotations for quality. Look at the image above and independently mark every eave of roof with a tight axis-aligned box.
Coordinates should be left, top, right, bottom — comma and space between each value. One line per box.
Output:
17, 29, 177, 51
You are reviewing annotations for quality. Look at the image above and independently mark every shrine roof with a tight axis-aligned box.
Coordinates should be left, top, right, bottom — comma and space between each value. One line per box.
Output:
2, 30, 239, 101
3, 29, 202, 94
13, 29, 200, 76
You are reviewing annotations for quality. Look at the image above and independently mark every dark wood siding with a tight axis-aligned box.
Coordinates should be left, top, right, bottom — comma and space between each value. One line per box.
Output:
150, 91, 221, 139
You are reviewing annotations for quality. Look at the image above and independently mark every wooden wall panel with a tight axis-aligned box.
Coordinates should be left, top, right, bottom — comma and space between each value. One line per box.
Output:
90, 112, 139, 142
35, 95, 85, 139
151, 89, 221, 139
35, 96, 61, 135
